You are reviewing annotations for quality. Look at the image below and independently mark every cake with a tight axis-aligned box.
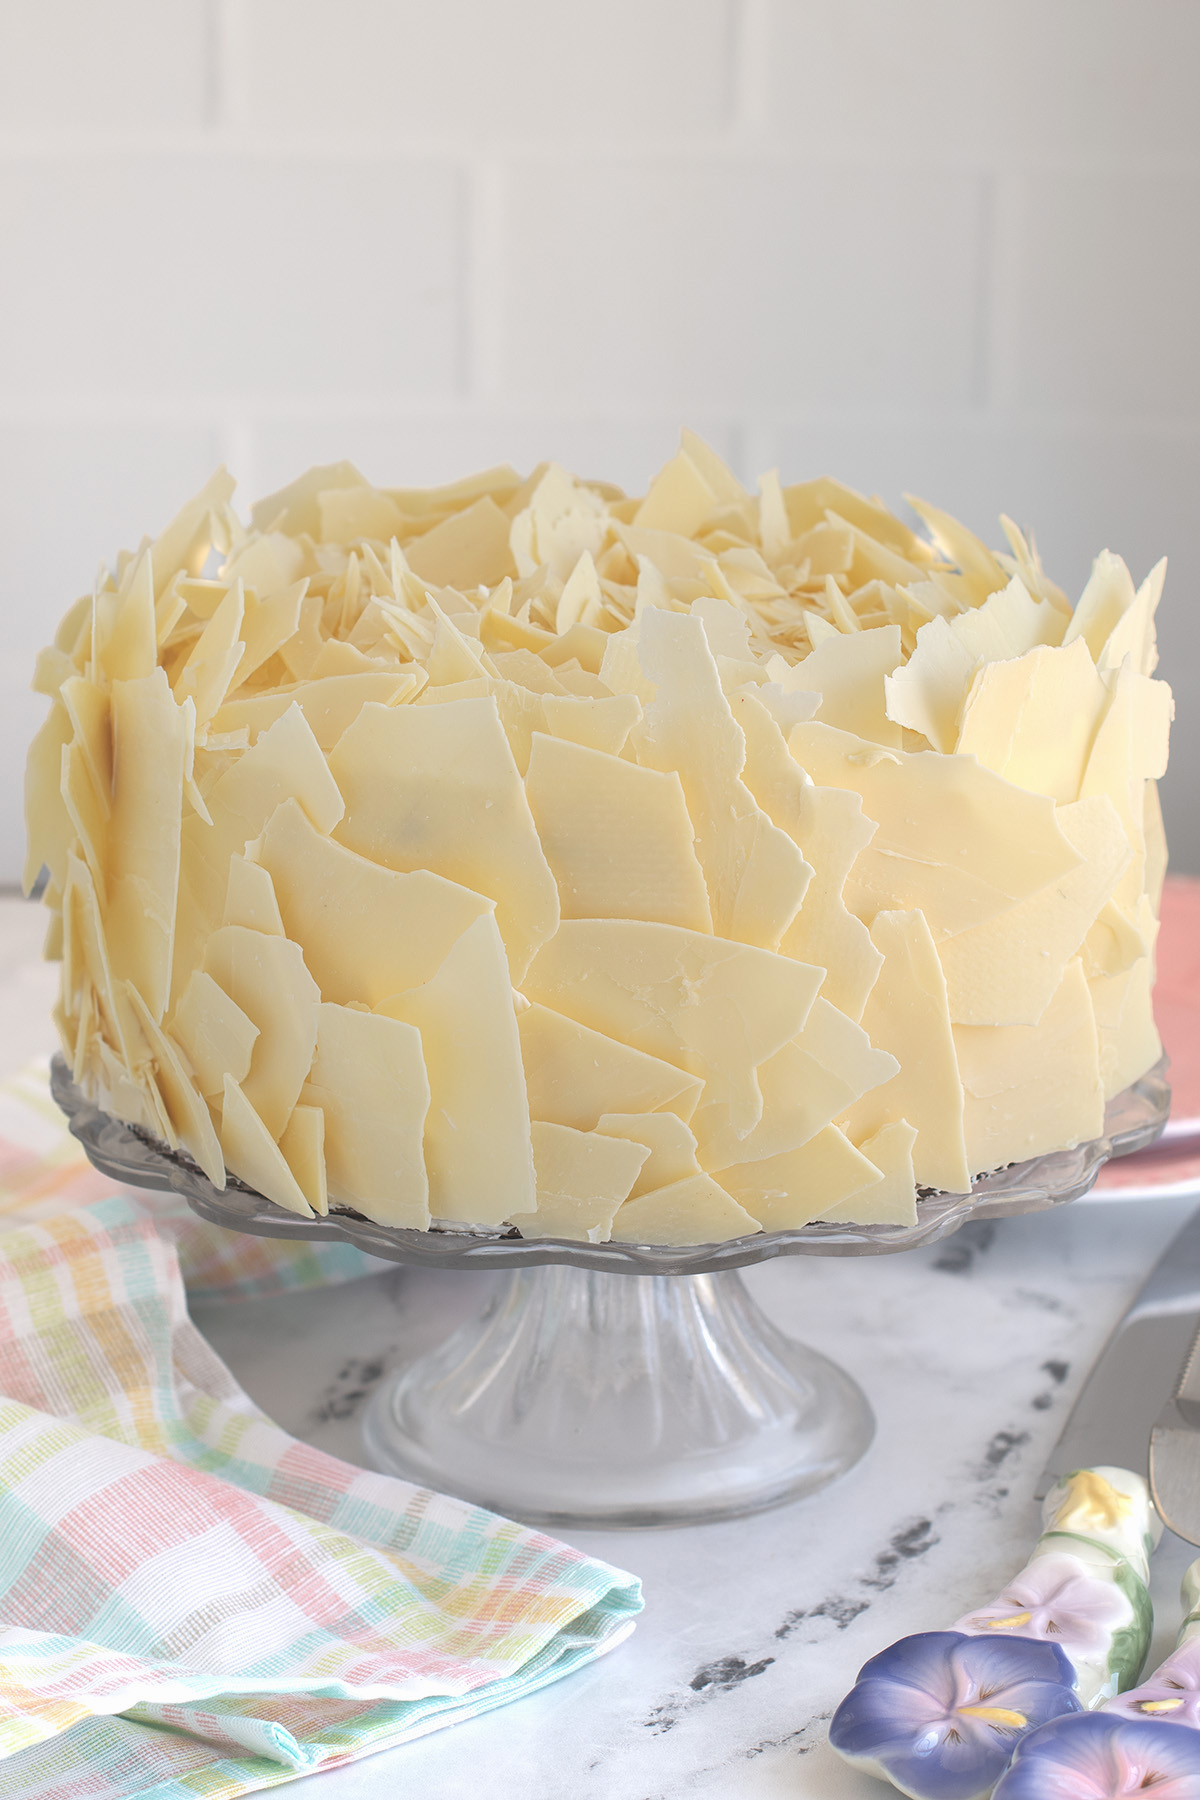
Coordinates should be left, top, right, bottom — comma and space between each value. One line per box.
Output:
25, 433, 1172, 1246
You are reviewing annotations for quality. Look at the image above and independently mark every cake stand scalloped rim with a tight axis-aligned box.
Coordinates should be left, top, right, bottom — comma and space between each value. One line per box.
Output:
49, 1054, 1171, 1276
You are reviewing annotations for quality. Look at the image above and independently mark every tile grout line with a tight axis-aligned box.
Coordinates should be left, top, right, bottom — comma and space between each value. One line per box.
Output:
1, 131, 1198, 181
461, 157, 507, 406
728, 0, 769, 143
985, 169, 1027, 421
4, 400, 1200, 434
971, 169, 999, 415
209, 0, 249, 134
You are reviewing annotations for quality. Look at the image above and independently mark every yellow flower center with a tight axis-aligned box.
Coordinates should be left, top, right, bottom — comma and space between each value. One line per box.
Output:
959, 1706, 1028, 1729
1138, 1698, 1185, 1713
1051, 1470, 1134, 1533
984, 1612, 1033, 1630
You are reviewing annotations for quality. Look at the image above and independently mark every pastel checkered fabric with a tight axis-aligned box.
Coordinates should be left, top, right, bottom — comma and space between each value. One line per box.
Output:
0, 1072, 642, 1797
0, 1061, 388, 1299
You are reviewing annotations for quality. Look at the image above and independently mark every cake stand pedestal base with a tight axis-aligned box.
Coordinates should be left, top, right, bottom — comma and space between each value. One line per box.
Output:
361, 1265, 874, 1529
50, 1057, 1170, 1529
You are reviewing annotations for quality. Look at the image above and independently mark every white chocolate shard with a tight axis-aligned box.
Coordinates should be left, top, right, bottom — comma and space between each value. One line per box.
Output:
1144, 779, 1168, 913
884, 576, 1064, 751
220, 1074, 313, 1219
713, 1125, 883, 1231
406, 496, 516, 590
328, 696, 559, 983
125, 982, 225, 1190
24, 700, 75, 896
629, 609, 810, 949
634, 447, 719, 537
902, 495, 1011, 601
511, 465, 608, 581
278, 1104, 328, 1217
107, 670, 190, 1022
60, 739, 106, 892
525, 732, 712, 931
221, 533, 306, 597
63, 851, 136, 1068
1089, 952, 1162, 1101
169, 969, 259, 1099
730, 695, 884, 1021
1080, 659, 1173, 916
1063, 549, 1138, 664
936, 796, 1132, 1027
378, 914, 535, 1227
212, 671, 423, 751
174, 702, 345, 999
1099, 557, 1164, 677
555, 550, 604, 634
595, 1111, 701, 1197
206, 702, 345, 841
795, 624, 903, 748
776, 791, 882, 1020
228, 581, 307, 691
99, 550, 158, 684
316, 487, 406, 545
305, 1004, 431, 1229
252, 462, 367, 536
203, 925, 319, 1140
820, 1122, 917, 1227
175, 580, 246, 727
790, 720, 1083, 941
612, 1175, 760, 1246
508, 1121, 648, 1243
954, 959, 1105, 1170
693, 997, 897, 1171
843, 908, 972, 1194
60, 675, 112, 814
256, 797, 493, 1009
223, 855, 285, 936
524, 920, 825, 1139
540, 692, 641, 756
518, 1002, 703, 1130
152, 467, 238, 591
956, 637, 1110, 804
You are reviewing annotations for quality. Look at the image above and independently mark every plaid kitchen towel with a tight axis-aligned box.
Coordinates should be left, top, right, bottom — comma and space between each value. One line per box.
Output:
0, 1195, 642, 1799
0, 1060, 388, 1298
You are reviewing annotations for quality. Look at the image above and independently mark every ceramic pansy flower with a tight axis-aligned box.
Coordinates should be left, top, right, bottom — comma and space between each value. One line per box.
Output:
830, 1469, 1161, 1800
954, 1552, 1136, 1664
991, 1562, 1200, 1798
1105, 1639, 1200, 1730
829, 1629, 1081, 1800
992, 1712, 1200, 1799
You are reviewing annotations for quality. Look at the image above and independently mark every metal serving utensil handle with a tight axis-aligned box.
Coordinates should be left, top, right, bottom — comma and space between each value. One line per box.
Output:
1175, 1322, 1200, 1427
1150, 1313, 1200, 1543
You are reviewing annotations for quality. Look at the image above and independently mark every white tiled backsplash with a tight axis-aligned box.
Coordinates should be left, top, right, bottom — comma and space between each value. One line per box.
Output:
1, 0, 1197, 878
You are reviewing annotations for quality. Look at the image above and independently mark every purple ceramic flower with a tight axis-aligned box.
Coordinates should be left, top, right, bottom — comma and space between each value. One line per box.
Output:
1105, 1640, 1200, 1729
955, 1553, 1132, 1662
829, 1629, 1083, 1800
993, 1711, 1200, 1798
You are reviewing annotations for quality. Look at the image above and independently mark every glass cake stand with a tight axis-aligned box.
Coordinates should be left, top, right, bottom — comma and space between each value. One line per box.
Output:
51, 1054, 1169, 1530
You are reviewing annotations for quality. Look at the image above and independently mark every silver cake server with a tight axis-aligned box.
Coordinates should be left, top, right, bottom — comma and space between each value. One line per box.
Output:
1037, 1202, 1200, 1500
1150, 1284, 1200, 1543
831, 1212, 1200, 1799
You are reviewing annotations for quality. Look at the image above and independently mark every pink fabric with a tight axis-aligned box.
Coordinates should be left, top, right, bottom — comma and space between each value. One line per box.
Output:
1156, 875, 1200, 1128
1097, 874, 1200, 1194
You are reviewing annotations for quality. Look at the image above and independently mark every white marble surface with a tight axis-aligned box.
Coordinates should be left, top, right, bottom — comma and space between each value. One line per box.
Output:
2, 894, 1198, 1800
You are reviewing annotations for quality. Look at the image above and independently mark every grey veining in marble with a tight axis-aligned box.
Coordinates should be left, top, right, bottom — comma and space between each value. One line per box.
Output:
0, 895, 1196, 1799
193, 1198, 1200, 1800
